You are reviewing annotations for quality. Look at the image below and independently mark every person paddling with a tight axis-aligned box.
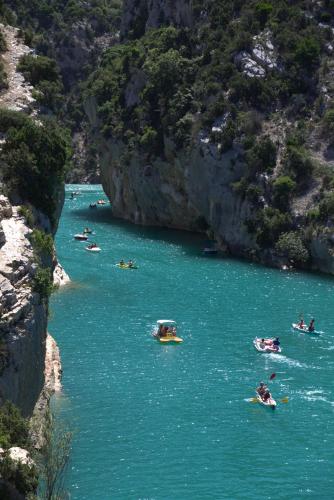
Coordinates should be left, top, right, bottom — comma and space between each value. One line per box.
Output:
256, 382, 267, 397
308, 319, 315, 332
298, 318, 305, 329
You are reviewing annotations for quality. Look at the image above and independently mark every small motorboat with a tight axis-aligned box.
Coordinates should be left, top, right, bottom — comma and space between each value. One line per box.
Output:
152, 320, 183, 344
89, 203, 97, 209
74, 234, 88, 241
116, 262, 138, 270
85, 245, 101, 252
97, 199, 106, 205
292, 323, 321, 336
256, 392, 276, 410
203, 247, 218, 256
253, 338, 281, 353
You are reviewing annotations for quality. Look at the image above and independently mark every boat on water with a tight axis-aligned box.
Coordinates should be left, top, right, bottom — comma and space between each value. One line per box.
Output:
253, 338, 281, 353
116, 262, 138, 270
89, 203, 97, 209
74, 234, 88, 241
256, 392, 277, 409
152, 320, 183, 344
83, 228, 94, 235
86, 244, 101, 252
202, 240, 218, 256
292, 323, 321, 335
97, 199, 106, 205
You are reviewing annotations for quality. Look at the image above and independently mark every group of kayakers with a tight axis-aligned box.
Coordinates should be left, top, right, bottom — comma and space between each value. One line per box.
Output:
119, 259, 135, 268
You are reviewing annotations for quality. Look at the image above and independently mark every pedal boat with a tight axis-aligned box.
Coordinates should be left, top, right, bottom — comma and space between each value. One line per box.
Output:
152, 320, 183, 344
253, 338, 281, 353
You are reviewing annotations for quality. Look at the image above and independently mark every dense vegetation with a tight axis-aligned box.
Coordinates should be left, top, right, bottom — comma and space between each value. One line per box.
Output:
85, 0, 334, 265
0, 402, 38, 497
0, 109, 70, 223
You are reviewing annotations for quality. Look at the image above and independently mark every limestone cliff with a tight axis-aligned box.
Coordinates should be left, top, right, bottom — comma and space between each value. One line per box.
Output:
86, 0, 334, 274
0, 25, 66, 418
0, 198, 46, 417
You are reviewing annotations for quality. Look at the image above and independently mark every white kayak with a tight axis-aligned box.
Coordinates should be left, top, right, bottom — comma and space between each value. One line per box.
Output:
292, 323, 321, 335
74, 234, 88, 241
256, 393, 277, 409
85, 246, 101, 252
253, 338, 281, 353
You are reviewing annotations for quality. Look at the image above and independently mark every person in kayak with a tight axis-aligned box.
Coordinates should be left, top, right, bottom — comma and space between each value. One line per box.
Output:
308, 319, 315, 332
273, 337, 280, 346
256, 382, 267, 397
298, 318, 305, 328
128, 260, 134, 268
262, 390, 271, 402
119, 259, 125, 266
88, 243, 97, 249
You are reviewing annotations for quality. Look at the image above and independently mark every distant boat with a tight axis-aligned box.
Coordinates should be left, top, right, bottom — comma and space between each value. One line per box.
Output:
202, 240, 218, 255
89, 203, 97, 209
74, 234, 88, 241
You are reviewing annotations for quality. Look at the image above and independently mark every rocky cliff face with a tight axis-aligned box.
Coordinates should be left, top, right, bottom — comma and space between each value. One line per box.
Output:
87, 0, 334, 274
0, 197, 47, 417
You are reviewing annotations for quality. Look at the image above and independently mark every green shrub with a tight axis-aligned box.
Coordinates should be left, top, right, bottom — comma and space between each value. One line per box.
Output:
293, 37, 321, 70
1, 117, 70, 223
255, 207, 292, 246
0, 453, 38, 496
31, 229, 54, 259
32, 267, 54, 299
0, 109, 28, 133
18, 206, 35, 227
276, 231, 309, 263
255, 2, 273, 26
283, 146, 314, 187
319, 192, 334, 221
323, 109, 334, 134
272, 175, 296, 208
0, 29, 7, 53
246, 137, 277, 176
18, 55, 59, 85
0, 402, 30, 449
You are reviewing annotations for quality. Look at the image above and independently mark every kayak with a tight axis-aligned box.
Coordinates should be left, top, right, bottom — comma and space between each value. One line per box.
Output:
257, 395, 276, 409
74, 234, 88, 241
85, 246, 101, 252
253, 338, 281, 353
256, 393, 276, 409
152, 332, 183, 344
116, 263, 138, 269
292, 323, 321, 335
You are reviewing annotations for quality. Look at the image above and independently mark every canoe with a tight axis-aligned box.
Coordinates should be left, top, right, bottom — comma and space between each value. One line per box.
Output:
85, 246, 101, 252
253, 338, 281, 353
292, 323, 321, 335
116, 263, 138, 269
256, 393, 276, 409
74, 234, 88, 241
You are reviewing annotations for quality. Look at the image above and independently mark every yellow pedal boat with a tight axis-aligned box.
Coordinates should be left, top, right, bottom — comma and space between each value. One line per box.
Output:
152, 320, 183, 344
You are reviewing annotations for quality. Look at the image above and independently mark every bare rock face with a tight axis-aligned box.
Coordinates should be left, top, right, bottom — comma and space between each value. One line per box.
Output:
121, 0, 193, 38
0, 201, 48, 417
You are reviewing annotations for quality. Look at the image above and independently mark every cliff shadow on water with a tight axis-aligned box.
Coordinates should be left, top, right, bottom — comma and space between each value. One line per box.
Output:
73, 204, 210, 258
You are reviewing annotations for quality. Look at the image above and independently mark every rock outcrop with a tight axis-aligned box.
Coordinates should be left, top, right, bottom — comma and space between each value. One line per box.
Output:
0, 200, 47, 417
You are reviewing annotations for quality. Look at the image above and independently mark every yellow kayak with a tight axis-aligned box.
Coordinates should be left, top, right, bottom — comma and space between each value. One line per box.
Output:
116, 263, 138, 269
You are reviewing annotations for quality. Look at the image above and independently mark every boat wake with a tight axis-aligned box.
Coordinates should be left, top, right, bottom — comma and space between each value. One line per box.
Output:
267, 353, 309, 369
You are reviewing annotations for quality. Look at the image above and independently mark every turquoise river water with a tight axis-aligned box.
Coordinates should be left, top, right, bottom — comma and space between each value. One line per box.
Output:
49, 185, 334, 499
